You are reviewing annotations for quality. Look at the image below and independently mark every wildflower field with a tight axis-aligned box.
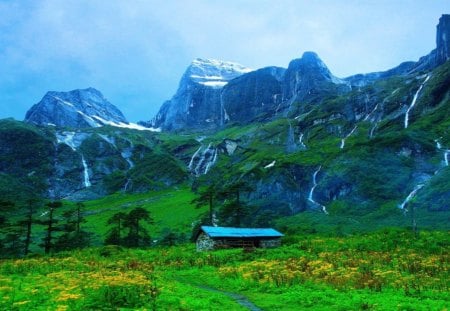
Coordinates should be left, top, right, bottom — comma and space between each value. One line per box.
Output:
0, 229, 448, 310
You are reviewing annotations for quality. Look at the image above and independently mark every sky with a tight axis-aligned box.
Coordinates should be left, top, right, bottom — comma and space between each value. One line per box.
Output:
0, 1, 448, 122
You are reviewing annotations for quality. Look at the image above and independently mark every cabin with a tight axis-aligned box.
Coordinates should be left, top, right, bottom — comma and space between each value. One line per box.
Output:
195, 226, 283, 251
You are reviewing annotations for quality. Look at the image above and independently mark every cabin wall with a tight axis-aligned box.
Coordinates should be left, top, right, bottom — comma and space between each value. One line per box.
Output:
196, 231, 282, 251
196, 232, 216, 251
260, 239, 281, 248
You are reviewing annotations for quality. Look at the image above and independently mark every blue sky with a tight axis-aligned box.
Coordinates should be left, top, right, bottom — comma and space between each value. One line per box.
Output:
0, 1, 448, 122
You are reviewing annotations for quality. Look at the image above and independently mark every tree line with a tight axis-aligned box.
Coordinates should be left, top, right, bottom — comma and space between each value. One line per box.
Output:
0, 199, 163, 258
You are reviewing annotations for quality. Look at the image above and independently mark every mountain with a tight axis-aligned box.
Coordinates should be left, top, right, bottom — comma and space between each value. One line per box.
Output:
221, 66, 285, 124
0, 15, 449, 234
148, 16, 450, 132
146, 52, 352, 130
144, 58, 252, 131
25, 88, 128, 128
0, 118, 188, 201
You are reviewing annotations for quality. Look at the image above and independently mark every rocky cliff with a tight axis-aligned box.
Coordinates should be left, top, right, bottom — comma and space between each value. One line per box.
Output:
147, 58, 252, 131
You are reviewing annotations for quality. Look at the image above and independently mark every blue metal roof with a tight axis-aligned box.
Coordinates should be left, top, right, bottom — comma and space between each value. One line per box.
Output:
201, 226, 283, 238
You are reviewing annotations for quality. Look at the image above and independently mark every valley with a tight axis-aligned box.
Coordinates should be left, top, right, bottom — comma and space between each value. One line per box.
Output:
0, 12, 449, 311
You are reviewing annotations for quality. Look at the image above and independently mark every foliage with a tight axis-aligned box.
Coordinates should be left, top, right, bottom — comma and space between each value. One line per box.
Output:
105, 207, 154, 247
0, 229, 447, 310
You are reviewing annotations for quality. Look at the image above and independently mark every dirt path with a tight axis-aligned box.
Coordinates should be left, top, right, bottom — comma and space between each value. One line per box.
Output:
196, 285, 263, 311
174, 277, 262, 311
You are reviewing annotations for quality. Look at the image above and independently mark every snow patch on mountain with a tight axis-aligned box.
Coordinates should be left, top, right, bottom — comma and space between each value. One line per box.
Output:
188, 58, 253, 88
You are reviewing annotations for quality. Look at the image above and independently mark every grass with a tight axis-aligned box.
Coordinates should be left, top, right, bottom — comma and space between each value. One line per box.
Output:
0, 229, 448, 310
76, 186, 204, 241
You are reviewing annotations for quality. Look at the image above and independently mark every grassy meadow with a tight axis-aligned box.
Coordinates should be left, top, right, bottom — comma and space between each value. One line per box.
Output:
0, 229, 448, 310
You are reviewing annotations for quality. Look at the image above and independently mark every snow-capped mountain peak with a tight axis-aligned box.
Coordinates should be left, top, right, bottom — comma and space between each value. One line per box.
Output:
187, 58, 253, 88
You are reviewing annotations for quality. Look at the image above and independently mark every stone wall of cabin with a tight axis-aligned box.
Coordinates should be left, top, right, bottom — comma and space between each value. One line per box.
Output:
196, 232, 216, 251
197, 233, 282, 251
260, 238, 281, 248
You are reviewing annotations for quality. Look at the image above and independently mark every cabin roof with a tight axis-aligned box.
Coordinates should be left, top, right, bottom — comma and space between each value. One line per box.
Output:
199, 226, 283, 239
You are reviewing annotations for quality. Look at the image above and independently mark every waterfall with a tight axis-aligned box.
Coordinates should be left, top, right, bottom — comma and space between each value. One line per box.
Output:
369, 124, 377, 139
308, 166, 328, 214
125, 158, 134, 169
435, 140, 442, 150
264, 161, 276, 169
123, 178, 131, 192
220, 93, 230, 126
121, 149, 134, 169
398, 184, 424, 211
299, 133, 306, 149
188, 143, 218, 176
204, 148, 218, 174
404, 75, 430, 129
81, 155, 91, 188
56, 131, 77, 151
435, 139, 449, 167
286, 120, 297, 153
340, 126, 358, 149
188, 146, 203, 170
364, 102, 380, 121
195, 143, 211, 175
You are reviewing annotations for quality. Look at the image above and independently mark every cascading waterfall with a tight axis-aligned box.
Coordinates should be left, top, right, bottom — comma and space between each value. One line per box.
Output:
56, 131, 77, 151
435, 139, 449, 167
204, 148, 218, 174
123, 178, 131, 192
298, 133, 306, 149
364, 102, 380, 121
398, 184, 424, 211
220, 93, 230, 126
286, 120, 297, 152
369, 124, 377, 139
307, 166, 328, 214
57, 132, 92, 188
404, 75, 430, 129
188, 143, 218, 176
194, 143, 211, 175
188, 146, 203, 170
121, 149, 134, 169
81, 155, 91, 188
340, 126, 358, 149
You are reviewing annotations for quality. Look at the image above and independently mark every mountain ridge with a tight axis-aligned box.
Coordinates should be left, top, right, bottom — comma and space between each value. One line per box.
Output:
0, 14, 448, 234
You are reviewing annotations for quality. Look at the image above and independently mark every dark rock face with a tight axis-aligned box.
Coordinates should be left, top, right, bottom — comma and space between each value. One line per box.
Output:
436, 14, 450, 65
25, 88, 127, 128
410, 14, 450, 73
222, 67, 285, 124
150, 58, 252, 131
282, 52, 349, 105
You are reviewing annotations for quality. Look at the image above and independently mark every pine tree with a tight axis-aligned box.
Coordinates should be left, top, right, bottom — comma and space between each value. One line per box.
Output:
218, 181, 254, 227
123, 207, 153, 247
105, 212, 127, 245
54, 202, 91, 251
41, 201, 62, 254
191, 185, 216, 225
